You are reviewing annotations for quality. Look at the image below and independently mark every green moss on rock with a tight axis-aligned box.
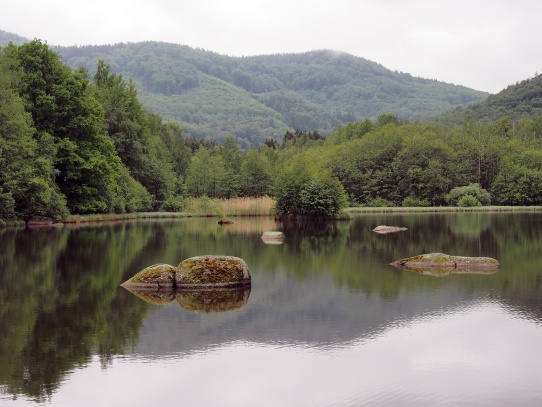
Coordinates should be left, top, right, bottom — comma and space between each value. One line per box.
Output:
391, 252, 499, 274
120, 263, 178, 289
176, 255, 251, 288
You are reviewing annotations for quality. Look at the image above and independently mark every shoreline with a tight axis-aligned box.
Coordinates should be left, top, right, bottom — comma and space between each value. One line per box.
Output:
2, 205, 542, 229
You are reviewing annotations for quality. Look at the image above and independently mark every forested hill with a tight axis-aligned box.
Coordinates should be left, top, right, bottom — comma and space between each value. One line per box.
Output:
0, 30, 27, 45
429, 74, 542, 126
52, 42, 488, 146
0, 30, 490, 146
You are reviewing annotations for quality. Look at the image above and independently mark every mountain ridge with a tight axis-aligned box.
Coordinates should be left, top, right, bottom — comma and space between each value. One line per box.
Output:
1, 29, 489, 146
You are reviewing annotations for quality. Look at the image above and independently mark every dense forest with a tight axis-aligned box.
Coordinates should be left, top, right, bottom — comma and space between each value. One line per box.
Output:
54, 43, 488, 147
0, 30, 488, 147
429, 74, 542, 126
1, 39, 541, 226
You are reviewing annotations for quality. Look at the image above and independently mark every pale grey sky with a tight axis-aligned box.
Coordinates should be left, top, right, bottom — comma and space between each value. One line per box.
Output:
1, 0, 541, 93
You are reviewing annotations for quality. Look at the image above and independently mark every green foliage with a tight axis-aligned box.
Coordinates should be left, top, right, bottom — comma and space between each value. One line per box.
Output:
5, 40, 124, 214
273, 149, 347, 216
240, 149, 272, 197
113, 165, 153, 213
491, 161, 542, 205
0, 49, 69, 222
402, 196, 430, 207
431, 74, 542, 127
298, 179, 347, 216
446, 183, 491, 206
184, 148, 230, 198
160, 195, 185, 212
92, 61, 177, 209
366, 198, 395, 207
0, 193, 15, 223
457, 195, 480, 207
393, 131, 456, 205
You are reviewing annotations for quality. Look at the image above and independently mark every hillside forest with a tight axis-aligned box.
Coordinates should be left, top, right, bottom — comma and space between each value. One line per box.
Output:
1, 40, 542, 225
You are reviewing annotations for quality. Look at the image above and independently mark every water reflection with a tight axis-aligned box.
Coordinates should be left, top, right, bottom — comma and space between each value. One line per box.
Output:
123, 286, 252, 313
176, 287, 251, 313
391, 265, 499, 276
45, 301, 542, 407
1, 212, 542, 405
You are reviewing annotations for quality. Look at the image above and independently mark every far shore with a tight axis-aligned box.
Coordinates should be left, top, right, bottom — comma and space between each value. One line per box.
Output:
2, 204, 542, 229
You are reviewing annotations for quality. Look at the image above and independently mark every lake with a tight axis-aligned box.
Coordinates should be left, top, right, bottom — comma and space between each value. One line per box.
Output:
1, 212, 542, 406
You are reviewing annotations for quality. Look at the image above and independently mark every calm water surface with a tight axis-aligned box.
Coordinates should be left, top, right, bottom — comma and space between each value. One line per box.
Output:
1, 213, 541, 406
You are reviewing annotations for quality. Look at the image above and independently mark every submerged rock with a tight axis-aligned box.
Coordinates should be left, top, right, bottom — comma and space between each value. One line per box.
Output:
120, 263, 178, 289
176, 255, 251, 288
391, 252, 499, 275
261, 231, 285, 244
373, 225, 408, 234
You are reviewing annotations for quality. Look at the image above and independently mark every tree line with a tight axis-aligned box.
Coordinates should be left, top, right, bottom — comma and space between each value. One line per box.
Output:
1, 40, 541, 226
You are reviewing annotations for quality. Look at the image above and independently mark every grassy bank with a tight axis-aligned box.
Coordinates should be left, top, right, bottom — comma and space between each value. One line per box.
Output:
183, 196, 275, 217
62, 196, 276, 224
5, 200, 542, 227
63, 212, 192, 224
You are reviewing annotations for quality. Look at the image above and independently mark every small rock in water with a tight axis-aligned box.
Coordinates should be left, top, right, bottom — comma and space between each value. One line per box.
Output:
261, 231, 285, 244
390, 252, 499, 276
373, 225, 408, 234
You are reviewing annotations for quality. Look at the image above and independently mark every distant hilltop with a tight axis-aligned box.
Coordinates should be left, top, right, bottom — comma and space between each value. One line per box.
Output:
1, 29, 492, 146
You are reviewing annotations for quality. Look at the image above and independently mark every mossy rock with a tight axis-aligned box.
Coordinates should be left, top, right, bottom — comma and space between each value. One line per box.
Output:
176, 286, 251, 313
120, 263, 178, 289
176, 255, 251, 288
391, 252, 499, 273
452, 255, 500, 269
392, 253, 456, 268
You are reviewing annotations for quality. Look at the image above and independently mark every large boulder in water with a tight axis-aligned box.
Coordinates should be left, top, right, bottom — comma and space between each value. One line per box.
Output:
120, 263, 177, 289
391, 252, 499, 275
176, 255, 251, 289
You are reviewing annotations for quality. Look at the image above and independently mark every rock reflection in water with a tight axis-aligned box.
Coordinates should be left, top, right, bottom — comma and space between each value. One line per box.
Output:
125, 288, 177, 305
123, 286, 251, 313
176, 287, 251, 313
392, 265, 499, 277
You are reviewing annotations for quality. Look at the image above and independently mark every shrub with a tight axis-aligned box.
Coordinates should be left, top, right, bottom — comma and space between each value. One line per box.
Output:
457, 194, 480, 207
298, 179, 348, 216
160, 196, 184, 212
401, 196, 430, 207
446, 183, 491, 206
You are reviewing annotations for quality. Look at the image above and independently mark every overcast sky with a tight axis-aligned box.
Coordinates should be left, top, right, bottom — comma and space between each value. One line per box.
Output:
1, 0, 541, 93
